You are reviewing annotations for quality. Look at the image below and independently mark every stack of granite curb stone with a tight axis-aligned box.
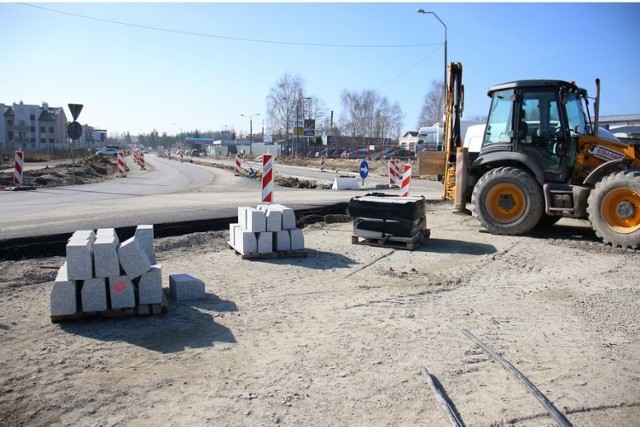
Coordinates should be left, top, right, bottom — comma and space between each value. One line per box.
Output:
50, 225, 161, 320
229, 204, 305, 257
50, 225, 206, 322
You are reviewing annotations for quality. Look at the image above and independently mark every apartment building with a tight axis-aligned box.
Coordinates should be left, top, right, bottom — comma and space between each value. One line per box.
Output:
1, 101, 68, 154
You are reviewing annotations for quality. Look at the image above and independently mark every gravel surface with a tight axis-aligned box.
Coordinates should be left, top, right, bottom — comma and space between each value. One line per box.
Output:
1, 203, 639, 426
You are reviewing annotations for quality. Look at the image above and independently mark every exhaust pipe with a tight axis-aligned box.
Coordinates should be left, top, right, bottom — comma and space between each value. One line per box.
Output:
594, 78, 600, 137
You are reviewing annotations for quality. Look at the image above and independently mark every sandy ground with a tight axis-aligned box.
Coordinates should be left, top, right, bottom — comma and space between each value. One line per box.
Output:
1, 202, 639, 426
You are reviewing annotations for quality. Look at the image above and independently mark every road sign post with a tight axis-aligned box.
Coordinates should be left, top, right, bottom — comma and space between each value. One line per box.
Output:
359, 160, 369, 186
68, 104, 83, 121
67, 121, 83, 185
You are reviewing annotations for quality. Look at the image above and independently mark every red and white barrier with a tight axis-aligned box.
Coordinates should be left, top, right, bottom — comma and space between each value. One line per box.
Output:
13, 150, 24, 186
235, 154, 243, 176
117, 151, 126, 177
400, 164, 412, 197
388, 159, 400, 187
261, 154, 274, 203
139, 152, 146, 170
133, 150, 139, 164
320, 156, 325, 172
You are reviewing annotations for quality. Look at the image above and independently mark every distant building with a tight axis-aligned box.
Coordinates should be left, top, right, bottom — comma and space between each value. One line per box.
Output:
1, 101, 68, 154
399, 131, 419, 150
599, 114, 640, 139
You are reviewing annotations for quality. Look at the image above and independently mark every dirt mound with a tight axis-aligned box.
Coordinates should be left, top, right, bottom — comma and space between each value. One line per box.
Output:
0, 156, 119, 188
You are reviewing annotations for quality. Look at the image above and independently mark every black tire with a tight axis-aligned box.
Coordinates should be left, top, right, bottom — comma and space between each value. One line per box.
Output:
536, 214, 562, 228
587, 169, 640, 249
471, 166, 544, 235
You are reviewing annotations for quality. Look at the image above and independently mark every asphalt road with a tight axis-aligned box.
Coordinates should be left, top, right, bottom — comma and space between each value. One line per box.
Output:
0, 154, 444, 243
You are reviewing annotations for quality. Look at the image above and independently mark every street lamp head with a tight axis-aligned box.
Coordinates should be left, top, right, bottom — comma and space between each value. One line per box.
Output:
416, 8, 425, 13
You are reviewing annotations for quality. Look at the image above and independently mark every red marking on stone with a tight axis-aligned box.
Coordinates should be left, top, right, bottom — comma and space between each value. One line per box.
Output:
113, 280, 126, 293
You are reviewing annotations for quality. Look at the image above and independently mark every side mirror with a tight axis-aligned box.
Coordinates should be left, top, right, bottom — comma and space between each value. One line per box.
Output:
559, 87, 569, 105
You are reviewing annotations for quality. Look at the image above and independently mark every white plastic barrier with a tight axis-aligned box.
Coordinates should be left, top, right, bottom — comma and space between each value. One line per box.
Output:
332, 176, 360, 190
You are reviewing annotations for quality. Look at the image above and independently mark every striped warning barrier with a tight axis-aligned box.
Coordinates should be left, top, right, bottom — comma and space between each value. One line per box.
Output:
320, 156, 325, 172
117, 151, 126, 177
139, 152, 146, 170
453, 147, 469, 213
401, 164, 412, 197
388, 158, 400, 187
235, 154, 243, 176
262, 153, 274, 203
14, 150, 24, 186
133, 150, 139, 164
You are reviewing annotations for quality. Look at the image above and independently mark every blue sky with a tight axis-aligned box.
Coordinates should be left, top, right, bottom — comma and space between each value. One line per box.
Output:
2, 2, 639, 137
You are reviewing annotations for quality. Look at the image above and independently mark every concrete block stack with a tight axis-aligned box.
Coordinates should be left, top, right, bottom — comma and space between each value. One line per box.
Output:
229, 204, 305, 256
50, 225, 164, 319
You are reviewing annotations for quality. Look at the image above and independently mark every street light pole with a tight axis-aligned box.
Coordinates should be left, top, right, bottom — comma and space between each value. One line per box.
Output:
294, 102, 299, 158
241, 113, 260, 155
417, 8, 448, 124
302, 97, 311, 157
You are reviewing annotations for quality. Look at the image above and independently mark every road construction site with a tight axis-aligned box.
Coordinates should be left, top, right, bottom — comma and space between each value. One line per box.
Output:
1, 197, 639, 426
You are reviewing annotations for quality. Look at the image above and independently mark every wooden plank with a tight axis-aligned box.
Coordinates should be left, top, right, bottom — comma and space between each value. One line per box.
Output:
50, 297, 168, 323
351, 229, 430, 251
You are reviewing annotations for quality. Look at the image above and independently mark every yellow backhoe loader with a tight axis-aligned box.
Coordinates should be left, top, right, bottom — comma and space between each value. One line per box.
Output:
418, 62, 640, 249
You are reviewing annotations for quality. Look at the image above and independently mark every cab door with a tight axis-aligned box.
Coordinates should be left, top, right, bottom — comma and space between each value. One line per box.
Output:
517, 89, 575, 182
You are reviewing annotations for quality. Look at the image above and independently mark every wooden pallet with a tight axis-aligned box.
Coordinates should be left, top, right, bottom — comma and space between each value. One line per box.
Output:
228, 242, 307, 260
50, 294, 168, 323
351, 229, 430, 251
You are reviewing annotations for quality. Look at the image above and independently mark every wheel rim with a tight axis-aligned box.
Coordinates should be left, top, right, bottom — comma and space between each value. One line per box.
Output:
600, 187, 640, 234
485, 183, 527, 223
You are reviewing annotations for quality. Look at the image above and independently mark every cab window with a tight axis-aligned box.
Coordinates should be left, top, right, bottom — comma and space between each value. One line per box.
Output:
565, 93, 586, 137
484, 89, 513, 146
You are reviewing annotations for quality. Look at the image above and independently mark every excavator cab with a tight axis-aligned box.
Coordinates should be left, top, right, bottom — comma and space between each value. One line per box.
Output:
476, 80, 586, 184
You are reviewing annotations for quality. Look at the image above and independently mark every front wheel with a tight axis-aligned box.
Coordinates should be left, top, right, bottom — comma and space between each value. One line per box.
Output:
471, 167, 544, 235
587, 170, 640, 249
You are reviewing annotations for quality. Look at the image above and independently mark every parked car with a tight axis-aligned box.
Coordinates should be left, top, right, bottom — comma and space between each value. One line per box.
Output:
383, 148, 412, 160
341, 149, 370, 159
96, 147, 118, 157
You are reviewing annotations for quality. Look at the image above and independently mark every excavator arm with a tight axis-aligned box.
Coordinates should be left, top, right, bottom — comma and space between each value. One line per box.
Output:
442, 62, 464, 200
416, 62, 464, 201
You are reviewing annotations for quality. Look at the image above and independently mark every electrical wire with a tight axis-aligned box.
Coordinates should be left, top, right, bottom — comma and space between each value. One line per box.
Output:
377, 46, 442, 91
20, 3, 441, 49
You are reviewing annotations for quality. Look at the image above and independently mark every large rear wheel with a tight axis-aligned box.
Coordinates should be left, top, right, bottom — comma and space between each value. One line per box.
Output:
471, 167, 544, 235
587, 170, 640, 249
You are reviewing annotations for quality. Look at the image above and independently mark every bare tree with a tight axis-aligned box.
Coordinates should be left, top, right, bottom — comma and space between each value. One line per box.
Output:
265, 73, 305, 141
340, 89, 404, 146
374, 99, 404, 145
389, 102, 404, 140
339, 90, 362, 139
303, 97, 329, 136
417, 80, 445, 129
